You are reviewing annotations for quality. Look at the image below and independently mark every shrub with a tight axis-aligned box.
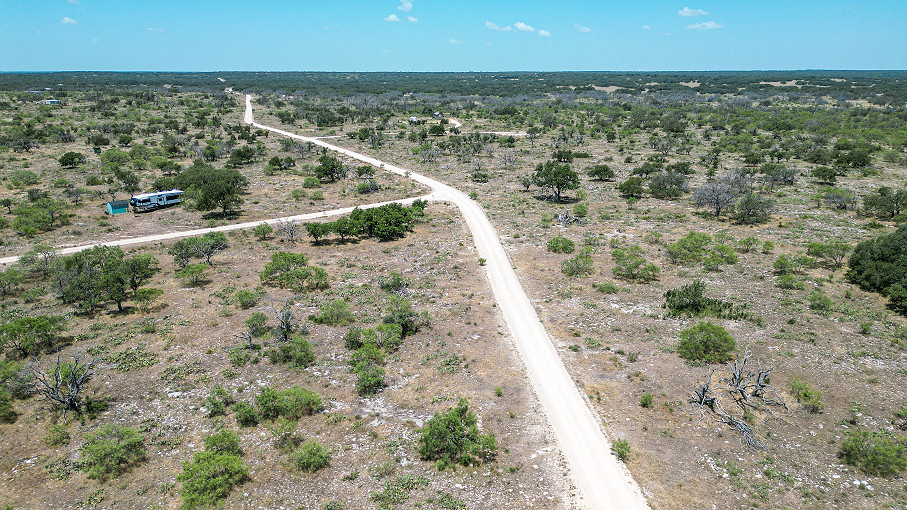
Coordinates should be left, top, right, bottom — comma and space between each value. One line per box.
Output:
733, 192, 773, 225
593, 281, 619, 294
547, 236, 575, 254
44, 423, 70, 446
204, 385, 234, 417
838, 430, 907, 477
776, 274, 805, 290
790, 378, 824, 413
639, 394, 654, 408
667, 232, 712, 264
617, 177, 645, 198
611, 439, 631, 462
289, 440, 331, 472
268, 336, 315, 369
612, 245, 659, 283
178, 451, 249, 509
677, 322, 736, 364
0, 388, 16, 423
807, 290, 834, 314
350, 342, 386, 396
737, 237, 759, 253
378, 271, 411, 294
573, 203, 588, 218
648, 172, 688, 199
418, 399, 497, 469
256, 386, 322, 421
233, 402, 258, 427
310, 299, 354, 326
344, 327, 363, 350
234, 289, 260, 309
561, 252, 594, 277
662, 280, 746, 319
204, 430, 243, 456
252, 223, 273, 240
80, 423, 146, 479
847, 225, 907, 316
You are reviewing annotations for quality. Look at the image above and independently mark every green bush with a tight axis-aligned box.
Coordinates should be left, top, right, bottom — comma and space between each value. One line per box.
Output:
0, 388, 16, 423
790, 379, 824, 413
80, 423, 146, 479
234, 289, 260, 309
204, 430, 243, 456
44, 423, 70, 446
611, 439, 631, 462
677, 322, 736, 364
547, 236, 575, 254
178, 451, 249, 509
838, 430, 907, 477
663, 280, 747, 319
639, 393, 654, 408
256, 386, 323, 421
667, 232, 712, 264
343, 327, 363, 350
350, 342, 386, 396
776, 274, 805, 290
561, 251, 594, 277
808, 290, 834, 314
268, 336, 315, 368
847, 225, 907, 316
310, 299, 354, 326
586, 164, 615, 181
289, 440, 331, 472
204, 385, 234, 418
648, 172, 688, 199
593, 281, 619, 294
418, 399, 497, 469
611, 245, 659, 282
252, 223, 273, 240
233, 401, 259, 427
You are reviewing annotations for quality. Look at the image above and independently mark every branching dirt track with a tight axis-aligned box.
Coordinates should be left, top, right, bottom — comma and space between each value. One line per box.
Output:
245, 95, 649, 509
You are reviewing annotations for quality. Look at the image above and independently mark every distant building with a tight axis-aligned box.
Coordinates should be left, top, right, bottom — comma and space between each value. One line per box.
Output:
106, 200, 130, 215
43, 99, 61, 105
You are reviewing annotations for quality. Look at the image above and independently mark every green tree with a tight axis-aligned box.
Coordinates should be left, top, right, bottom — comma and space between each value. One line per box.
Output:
648, 172, 688, 199
863, 186, 907, 219
0, 315, 66, 358
0, 268, 23, 296
847, 225, 907, 316
532, 161, 579, 201
617, 177, 645, 199
315, 155, 345, 182
733, 192, 773, 225
586, 164, 615, 181
838, 430, 907, 477
59, 151, 86, 168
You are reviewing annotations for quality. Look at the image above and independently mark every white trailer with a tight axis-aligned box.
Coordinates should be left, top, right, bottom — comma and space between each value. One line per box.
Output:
130, 189, 183, 211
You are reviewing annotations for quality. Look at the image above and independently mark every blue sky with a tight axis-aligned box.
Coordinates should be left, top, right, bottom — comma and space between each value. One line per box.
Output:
2, 0, 904, 71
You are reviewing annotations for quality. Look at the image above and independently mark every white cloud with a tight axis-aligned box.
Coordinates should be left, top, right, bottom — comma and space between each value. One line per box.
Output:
538, 29, 551, 37
384, 14, 401, 22
514, 21, 534, 32
679, 6, 709, 17
60, 17, 77, 24
485, 21, 512, 31
322, 25, 329, 30
398, 0, 413, 12
574, 24, 592, 33
642, 25, 651, 30
146, 27, 165, 32
407, 16, 418, 23
449, 38, 462, 45
686, 21, 723, 30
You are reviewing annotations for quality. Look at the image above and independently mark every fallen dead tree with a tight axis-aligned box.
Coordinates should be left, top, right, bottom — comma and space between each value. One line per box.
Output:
690, 351, 788, 449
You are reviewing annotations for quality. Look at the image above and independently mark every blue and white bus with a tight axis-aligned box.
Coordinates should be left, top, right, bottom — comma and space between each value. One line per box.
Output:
130, 189, 183, 211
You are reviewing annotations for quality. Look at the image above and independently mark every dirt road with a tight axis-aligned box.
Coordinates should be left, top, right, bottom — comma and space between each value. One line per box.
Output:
0, 194, 434, 266
246, 95, 649, 509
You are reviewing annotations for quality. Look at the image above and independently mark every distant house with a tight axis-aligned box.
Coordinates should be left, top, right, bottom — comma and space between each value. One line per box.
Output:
43, 99, 61, 105
106, 200, 130, 215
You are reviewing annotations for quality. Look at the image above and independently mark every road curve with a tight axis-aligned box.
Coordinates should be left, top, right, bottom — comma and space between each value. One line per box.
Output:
246, 95, 649, 509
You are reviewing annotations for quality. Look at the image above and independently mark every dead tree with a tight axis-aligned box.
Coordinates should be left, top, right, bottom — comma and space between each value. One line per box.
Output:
233, 324, 255, 350
689, 352, 786, 449
270, 298, 298, 342
31, 353, 98, 420
275, 219, 301, 244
